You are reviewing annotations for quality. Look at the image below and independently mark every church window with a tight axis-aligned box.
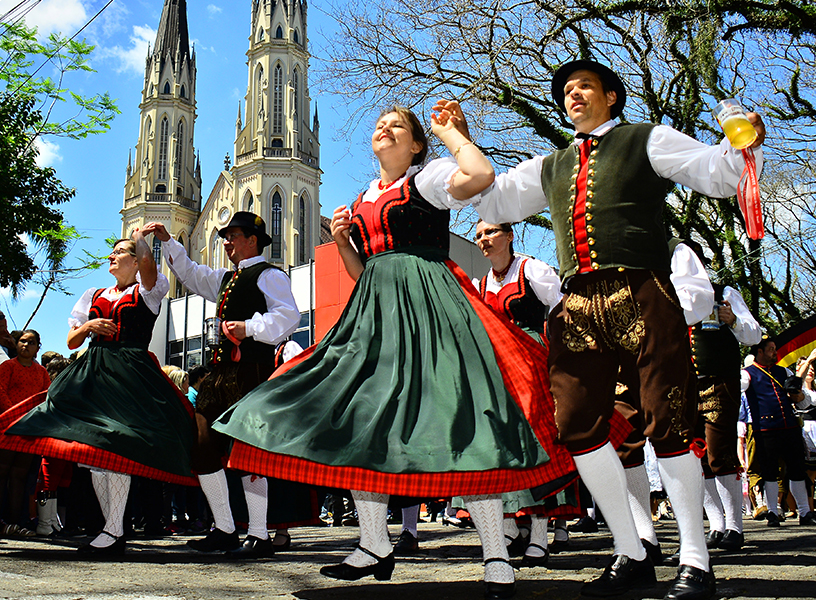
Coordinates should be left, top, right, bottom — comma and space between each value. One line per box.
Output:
156, 184, 167, 192
175, 120, 184, 174
293, 69, 300, 127
275, 26, 283, 39
158, 117, 169, 180
270, 138, 283, 148
180, 85, 186, 98
273, 65, 283, 134
293, 30, 299, 44
163, 81, 171, 94
271, 191, 282, 259
248, 196, 255, 213
211, 230, 223, 269
257, 66, 264, 121
258, 27, 265, 41
298, 195, 308, 265
152, 236, 162, 264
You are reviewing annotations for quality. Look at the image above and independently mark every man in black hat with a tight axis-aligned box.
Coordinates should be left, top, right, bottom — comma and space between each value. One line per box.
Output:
437, 60, 766, 599
144, 214, 299, 556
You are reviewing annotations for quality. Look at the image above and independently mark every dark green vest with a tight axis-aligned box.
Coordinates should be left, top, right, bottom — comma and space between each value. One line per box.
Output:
215, 261, 280, 364
690, 283, 741, 377
540, 123, 673, 280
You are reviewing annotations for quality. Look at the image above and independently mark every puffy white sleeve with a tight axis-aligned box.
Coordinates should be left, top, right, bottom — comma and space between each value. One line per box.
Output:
161, 236, 226, 302
281, 340, 305, 363
670, 243, 715, 326
68, 288, 97, 328
647, 125, 764, 198
414, 157, 472, 210
243, 268, 301, 346
722, 286, 763, 346
473, 156, 550, 223
138, 272, 170, 315
524, 259, 563, 308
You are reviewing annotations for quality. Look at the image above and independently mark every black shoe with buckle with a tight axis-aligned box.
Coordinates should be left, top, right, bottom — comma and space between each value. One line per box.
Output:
77, 531, 126, 557
484, 558, 515, 599
187, 528, 241, 553
581, 554, 656, 597
718, 529, 743, 551
705, 529, 723, 548
663, 564, 715, 600
320, 547, 395, 581
227, 535, 274, 558
393, 529, 419, 555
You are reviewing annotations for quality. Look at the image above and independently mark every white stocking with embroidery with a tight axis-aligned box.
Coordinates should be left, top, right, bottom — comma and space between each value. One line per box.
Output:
625, 464, 658, 545
198, 470, 236, 534
525, 515, 548, 558
241, 474, 269, 540
503, 516, 520, 546
91, 471, 131, 548
343, 490, 391, 567
463, 494, 513, 584
90, 470, 109, 522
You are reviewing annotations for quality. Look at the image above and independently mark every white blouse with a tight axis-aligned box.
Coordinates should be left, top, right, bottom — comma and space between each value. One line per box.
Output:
473, 255, 563, 309
69, 273, 169, 328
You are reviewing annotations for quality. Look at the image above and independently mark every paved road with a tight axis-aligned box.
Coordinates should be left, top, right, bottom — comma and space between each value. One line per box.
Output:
0, 518, 813, 599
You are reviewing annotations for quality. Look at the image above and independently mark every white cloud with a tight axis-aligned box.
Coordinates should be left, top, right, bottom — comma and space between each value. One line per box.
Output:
34, 137, 62, 167
207, 4, 223, 17
98, 24, 156, 76
0, 288, 41, 302
1, 0, 90, 38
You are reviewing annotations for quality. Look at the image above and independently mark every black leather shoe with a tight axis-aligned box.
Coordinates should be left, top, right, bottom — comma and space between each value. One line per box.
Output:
505, 534, 527, 557
484, 580, 516, 599
77, 532, 126, 557
663, 549, 680, 567
393, 529, 419, 555
581, 554, 656, 597
272, 531, 291, 552
718, 529, 743, 551
642, 539, 663, 566
549, 538, 569, 554
569, 516, 598, 533
515, 544, 549, 568
187, 528, 240, 553
227, 535, 274, 558
800, 511, 816, 526
705, 529, 723, 548
663, 564, 715, 600
320, 547, 394, 581
766, 511, 781, 527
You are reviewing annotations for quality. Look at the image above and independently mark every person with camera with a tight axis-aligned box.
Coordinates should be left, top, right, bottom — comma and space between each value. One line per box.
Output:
742, 338, 816, 526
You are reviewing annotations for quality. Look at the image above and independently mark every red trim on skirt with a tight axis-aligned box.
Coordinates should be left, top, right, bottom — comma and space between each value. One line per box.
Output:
0, 392, 198, 486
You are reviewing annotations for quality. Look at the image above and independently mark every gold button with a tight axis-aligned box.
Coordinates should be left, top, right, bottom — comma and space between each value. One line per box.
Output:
591, 139, 599, 146
570, 240, 576, 248
588, 169, 595, 177
572, 253, 578, 261
589, 159, 596, 166
570, 184, 576, 191
586, 214, 593, 221
587, 190, 595, 198
588, 238, 595, 245
587, 180, 595, 188
571, 173, 578, 180
586, 202, 593, 210
567, 216, 573, 225
618, 267, 625, 272
587, 225, 595, 233
592, 262, 599, 270
573, 165, 579, 172
590, 251, 598, 259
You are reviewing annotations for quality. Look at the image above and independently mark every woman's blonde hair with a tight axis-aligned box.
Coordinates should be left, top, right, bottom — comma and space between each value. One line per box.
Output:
162, 365, 188, 390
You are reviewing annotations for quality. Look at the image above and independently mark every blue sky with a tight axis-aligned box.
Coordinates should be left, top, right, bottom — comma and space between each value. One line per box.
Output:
1, 0, 377, 355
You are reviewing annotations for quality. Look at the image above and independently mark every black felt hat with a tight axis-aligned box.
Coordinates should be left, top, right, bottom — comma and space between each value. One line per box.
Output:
551, 59, 627, 119
219, 211, 273, 248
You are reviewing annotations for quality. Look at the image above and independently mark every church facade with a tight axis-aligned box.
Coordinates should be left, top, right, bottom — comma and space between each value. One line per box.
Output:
121, 0, 321, 298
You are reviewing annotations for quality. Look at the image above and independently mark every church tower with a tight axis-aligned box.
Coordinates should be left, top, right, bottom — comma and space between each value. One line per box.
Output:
121, 0, 201, 279
232, 0, 321, 268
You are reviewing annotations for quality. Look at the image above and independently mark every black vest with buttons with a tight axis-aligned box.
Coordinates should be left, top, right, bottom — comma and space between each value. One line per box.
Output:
215, 261, 280, 364
690, 283, 741, 378
540, 123, 673, 280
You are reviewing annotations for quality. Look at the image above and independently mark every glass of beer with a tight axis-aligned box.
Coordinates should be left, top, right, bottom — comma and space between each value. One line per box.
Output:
713, 99, 758, 150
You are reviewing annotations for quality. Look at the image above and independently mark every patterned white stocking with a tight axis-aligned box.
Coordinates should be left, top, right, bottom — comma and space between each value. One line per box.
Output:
91, 471, 130, 548
241, 475, 269, 540
198, 470, 236, 534
344, 491, 391, 567
703, 478, 726, 533
625, 464, 659, 545
90, 470, 109, 522
553, 518, 569, 542
525, 515, 548, 558
715, 474, 744, 533
463, 494, 513, 584
503, 516, 520, 545
401, 504, 419, 538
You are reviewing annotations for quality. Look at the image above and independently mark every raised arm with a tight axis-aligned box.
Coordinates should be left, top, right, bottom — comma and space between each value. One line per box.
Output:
131, 227, 158, 291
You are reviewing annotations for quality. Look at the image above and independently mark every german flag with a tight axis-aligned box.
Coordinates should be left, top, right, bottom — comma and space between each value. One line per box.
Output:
776, 313, 816, 368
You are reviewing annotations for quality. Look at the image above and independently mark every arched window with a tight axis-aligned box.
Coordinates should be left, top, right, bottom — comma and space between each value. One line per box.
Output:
248, 197, 255, 213
175, 234, 186, 297
143, 117, 152, 160
175, 120, 184, 174
180, 85, 186, 98
298, 195, 308, 264
258, 27, 265, 41
158, 117, 169, 180
152, 236, 162, 264
293, 69, 300, 127
271, 191, 282, 259
257, 66, 264, 120
210, 230, 223, 269
293, 30, 299, 44
163, 81, 171, 94
273, 65, 283, 134
275, 26, 283, 38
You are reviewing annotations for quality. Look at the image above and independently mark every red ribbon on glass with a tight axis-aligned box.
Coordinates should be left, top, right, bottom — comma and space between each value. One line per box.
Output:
737, 148, 763, 240
221, 320, 242, 362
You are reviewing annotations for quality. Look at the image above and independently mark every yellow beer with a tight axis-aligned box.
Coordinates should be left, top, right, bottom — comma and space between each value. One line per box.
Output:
713, 99, 758, 150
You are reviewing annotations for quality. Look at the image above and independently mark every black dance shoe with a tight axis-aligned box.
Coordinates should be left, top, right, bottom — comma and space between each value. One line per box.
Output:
227, 535, 274, 558
393, 530, 419, 555
569, 516, 599, 533
581, 554, 656, 597
77, 532, 126, 557
717, 529, 743, 551
642, 539, 663, 566
319, 547, 395, 581
515, 544, 549, 568
766, 511, 781, 527
272, 531, 291, 552
484, 581, 516, 599
187, 528, 241, 553
505, 534, 527, 557
663, 565, 716, 600
800, 511, 816, 526
663, 549, 680, 567
705, 530, 723, 548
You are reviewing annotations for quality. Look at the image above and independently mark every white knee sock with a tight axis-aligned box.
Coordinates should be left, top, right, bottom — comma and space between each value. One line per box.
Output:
658, 453, 709, 572
526, 515, 548, 557
716, 474, 744, 533
625, 464, 658, 545
241, 474, 269, 540
344, 490, 391, 567
401, 504, 419, 538
703, 477, 726, 533
553, 518, 569, 542
503, 516, 520, 545
789, 480, 811, 516
463, 494, 514, 584
763, 481, 779, 514
90, 470, 110, 522
198, 470, 235, 534
91, 471, 131, 548
573, 443, 645, 561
